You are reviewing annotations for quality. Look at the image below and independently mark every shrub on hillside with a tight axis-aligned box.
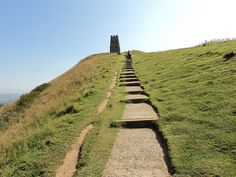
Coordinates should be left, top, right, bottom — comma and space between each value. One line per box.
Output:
16, 83, 50, 111
33, 83, 50, 92
56, 105, 79, 117
0, 83, 50, 129
82, 89, 94, 98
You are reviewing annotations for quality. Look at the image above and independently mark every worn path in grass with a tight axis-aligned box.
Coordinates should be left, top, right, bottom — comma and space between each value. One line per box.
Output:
103, 58, 171, 177
55, 73, 118, 177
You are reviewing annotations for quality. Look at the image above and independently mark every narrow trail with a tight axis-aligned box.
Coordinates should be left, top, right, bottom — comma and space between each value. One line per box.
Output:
97, 73, 117, 114
55, 124, 93, 177
103, 58, 171, 177
55, 73, 118, 177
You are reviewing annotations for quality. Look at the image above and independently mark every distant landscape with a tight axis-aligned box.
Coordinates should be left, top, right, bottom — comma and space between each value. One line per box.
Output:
0, 93, 21, 104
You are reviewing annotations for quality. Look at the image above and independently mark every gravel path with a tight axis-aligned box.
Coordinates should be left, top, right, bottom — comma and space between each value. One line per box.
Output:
103, 128, 171, 177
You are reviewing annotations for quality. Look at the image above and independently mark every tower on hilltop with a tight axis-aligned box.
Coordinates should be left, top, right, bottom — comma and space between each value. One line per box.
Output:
110, 35, 120, 54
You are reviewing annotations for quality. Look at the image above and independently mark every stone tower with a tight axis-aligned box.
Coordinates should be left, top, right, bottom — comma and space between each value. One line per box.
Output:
110, 35, 120, 54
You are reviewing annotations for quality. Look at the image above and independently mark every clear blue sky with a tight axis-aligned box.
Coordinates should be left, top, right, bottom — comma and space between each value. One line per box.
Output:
0, 0, 235, 94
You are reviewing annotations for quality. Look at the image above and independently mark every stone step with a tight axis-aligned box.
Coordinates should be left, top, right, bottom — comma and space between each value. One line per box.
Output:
120, 72, 135, 76
124, 94, 149, 103
120, 81, 140, 86
120, 78, 139, 82
123, 64, 133, 67
125, 86, 143, 94
121, 70, 134, 73
120, 75, 137, 79
123, 69, 134, 71
123, 68, 133, 70
120, 73, 136, 76
115, 119, 157, 126
122, 103, 158, 121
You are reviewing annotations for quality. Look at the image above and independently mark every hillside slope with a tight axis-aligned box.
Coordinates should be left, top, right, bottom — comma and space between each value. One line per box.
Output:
133, 40, 236, 176
0, 53, 124, 176
0, 41, 235, 177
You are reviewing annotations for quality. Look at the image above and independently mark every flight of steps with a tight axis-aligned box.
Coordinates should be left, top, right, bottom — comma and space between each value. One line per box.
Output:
103, 57, 171, 177
117, 57, 158, 126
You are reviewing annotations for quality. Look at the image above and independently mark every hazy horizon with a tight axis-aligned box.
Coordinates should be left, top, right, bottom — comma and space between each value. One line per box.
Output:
0, 93, 21, 104
1, 0, 236, 94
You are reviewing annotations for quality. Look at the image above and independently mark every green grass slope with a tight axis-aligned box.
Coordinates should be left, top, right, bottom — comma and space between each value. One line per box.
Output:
0, 53, 124, 176
133, 40, 236, 177
74, 79, 126, 177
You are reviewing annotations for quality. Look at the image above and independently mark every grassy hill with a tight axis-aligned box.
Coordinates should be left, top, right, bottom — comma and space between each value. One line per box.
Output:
0, 40, 235, 177
0, 53, 124, 176
133, 40, 236, 176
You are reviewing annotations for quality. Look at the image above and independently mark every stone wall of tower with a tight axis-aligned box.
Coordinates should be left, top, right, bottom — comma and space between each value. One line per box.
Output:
110, 35, 120, 54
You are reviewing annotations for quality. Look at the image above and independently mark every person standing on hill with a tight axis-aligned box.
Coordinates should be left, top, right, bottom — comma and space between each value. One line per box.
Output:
127, 50, 132, 59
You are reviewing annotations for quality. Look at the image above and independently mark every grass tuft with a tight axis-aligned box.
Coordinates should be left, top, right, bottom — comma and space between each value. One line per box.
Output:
56, 105, 79, 117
